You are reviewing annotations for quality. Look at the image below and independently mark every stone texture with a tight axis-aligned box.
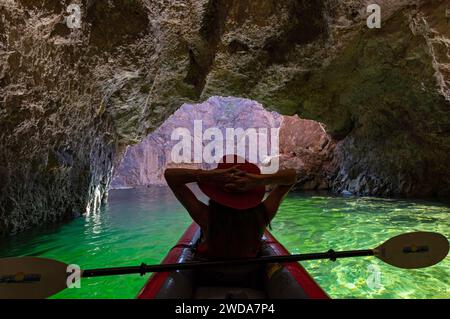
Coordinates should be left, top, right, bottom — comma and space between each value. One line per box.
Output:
279, 116, 336, 191
1, 0, 449, 235
111, 96, 335, 190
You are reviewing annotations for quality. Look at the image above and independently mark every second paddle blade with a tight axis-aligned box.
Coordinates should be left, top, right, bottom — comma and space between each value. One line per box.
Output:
375, 232, 449, 269
0, 257, 69, 299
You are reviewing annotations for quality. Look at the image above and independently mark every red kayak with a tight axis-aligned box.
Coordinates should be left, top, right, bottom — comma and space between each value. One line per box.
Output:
137, 223, 329, 299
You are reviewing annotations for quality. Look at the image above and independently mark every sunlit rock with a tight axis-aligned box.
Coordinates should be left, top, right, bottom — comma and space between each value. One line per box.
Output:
111, 96, 335, 190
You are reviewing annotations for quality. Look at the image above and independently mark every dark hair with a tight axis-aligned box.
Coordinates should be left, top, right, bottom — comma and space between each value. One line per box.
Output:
205, 200, 270, 257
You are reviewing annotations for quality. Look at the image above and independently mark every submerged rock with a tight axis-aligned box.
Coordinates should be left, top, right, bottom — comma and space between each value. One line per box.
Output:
1, 0, 449, 235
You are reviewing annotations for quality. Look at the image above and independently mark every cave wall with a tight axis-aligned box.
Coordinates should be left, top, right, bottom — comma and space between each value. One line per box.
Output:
1, 0, 449, 235
289, 3, 450, 197
0, 0, 156, 235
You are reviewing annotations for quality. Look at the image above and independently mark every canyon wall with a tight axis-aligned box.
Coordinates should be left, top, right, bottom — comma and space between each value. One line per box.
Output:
111, 96, 335, 190
1, 0, 449, 235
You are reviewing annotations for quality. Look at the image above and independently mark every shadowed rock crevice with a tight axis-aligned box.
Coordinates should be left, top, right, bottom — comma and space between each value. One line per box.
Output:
263, 0, 328, 65
185, 0, 233, 97
87, 0, 149, 52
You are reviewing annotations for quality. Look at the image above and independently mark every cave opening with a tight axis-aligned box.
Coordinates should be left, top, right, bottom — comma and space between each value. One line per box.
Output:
110, 96, 335, 192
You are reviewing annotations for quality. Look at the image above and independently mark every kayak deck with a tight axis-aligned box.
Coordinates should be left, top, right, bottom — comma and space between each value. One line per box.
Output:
137, 223, 329, 299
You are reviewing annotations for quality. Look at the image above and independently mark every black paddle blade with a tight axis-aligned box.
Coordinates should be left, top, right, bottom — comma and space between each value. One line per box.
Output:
375, 232, 449, 269
0, 257, 69, 299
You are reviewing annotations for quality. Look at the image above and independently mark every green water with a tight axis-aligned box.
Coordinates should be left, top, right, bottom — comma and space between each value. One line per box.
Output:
0, 187, 448, 299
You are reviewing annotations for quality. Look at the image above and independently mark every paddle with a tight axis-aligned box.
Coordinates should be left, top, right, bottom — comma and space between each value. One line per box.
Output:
0, 231, 448, 299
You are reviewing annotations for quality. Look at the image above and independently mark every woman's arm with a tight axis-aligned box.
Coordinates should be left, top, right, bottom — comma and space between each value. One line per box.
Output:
164, 169, 208, 228
223, 169, 297, 191
165, 167, 245, 186
260, 169, 297, 222
164, 168, 208, 185
251, 169, 297, 186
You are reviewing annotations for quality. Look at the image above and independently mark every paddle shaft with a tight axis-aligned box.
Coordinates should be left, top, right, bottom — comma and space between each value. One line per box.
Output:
82, 249, 375, 278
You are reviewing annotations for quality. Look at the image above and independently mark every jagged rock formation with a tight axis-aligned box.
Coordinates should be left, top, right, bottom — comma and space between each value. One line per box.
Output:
1, 0, 449, 235
279, 115, 336, 191
111, 96, 335, 190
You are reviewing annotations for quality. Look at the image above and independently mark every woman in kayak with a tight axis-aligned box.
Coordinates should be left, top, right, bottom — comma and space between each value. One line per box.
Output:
164, 155, 296, 261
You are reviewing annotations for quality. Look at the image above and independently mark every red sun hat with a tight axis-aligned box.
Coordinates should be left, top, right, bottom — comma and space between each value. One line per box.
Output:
198, 155, 266, 210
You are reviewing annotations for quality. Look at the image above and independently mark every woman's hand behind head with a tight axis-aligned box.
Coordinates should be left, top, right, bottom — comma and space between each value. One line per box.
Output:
204, 165, 246, 185
223, 173, 262, 193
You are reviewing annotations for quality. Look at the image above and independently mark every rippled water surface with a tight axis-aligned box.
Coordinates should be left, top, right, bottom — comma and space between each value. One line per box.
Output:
0, 187, 448, 299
